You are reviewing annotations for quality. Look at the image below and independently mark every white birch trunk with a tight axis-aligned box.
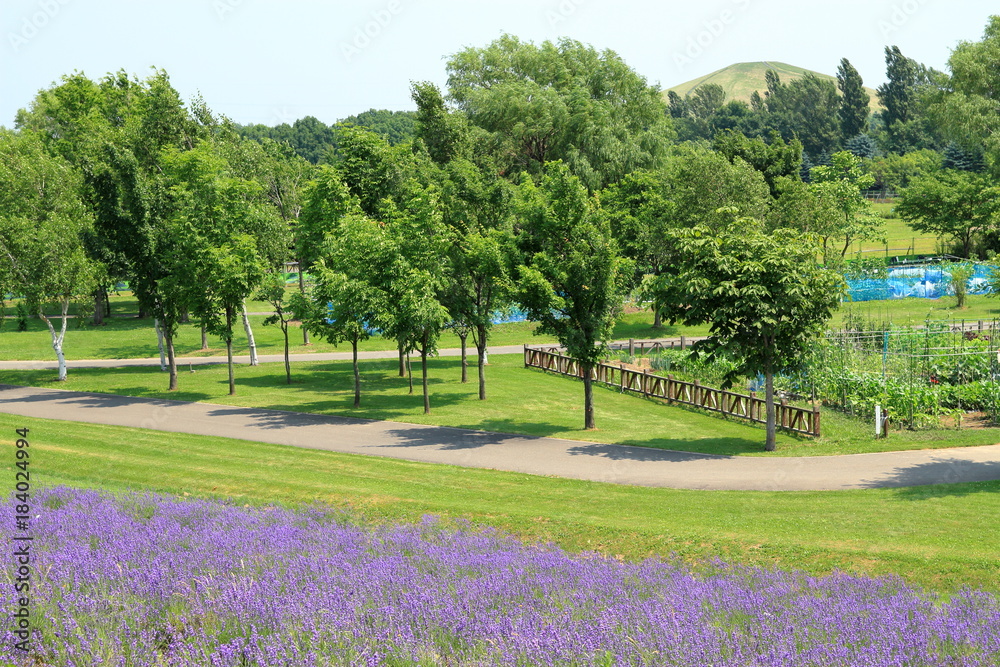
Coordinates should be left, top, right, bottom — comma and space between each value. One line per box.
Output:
242, 300, 258, 366
154, 318, 167, 371
38, 299, 69, 381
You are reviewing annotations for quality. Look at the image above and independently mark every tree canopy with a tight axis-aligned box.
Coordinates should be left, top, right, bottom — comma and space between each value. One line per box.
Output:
446, 34, 674, 191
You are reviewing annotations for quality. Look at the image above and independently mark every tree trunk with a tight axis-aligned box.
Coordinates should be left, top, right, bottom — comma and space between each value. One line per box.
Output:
201, 325, 208, 350
475, 324, 488, 401
38, 299, 69, 381
154, 318, 167, 371
765, 369, 777, 452
352, 337, 361, 408
282, 322, 291, 384
407, 352, 413, 395
421, 333, 430, 414
242, 300, 258, 366
653, 307, 662, 329
583, 365, 596, 430
226, 306, 235, 396
298, 264, 310, 345
92, 288, 104, 326
165, 328, 178, 391
398, 342, 406, 377
459, 331, 468, 383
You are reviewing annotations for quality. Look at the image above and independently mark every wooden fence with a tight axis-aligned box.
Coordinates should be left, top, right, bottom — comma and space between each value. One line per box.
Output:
524, 345, 821, 437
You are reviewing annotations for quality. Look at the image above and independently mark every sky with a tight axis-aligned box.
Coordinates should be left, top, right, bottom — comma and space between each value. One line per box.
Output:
1, 0, 996, 128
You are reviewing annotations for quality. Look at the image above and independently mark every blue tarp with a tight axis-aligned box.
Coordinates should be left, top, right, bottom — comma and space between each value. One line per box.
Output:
846, 263, 994, 302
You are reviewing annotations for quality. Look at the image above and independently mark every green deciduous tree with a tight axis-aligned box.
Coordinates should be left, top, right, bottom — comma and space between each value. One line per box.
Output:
895, 169, 999, 259
516, 163, 633, 430
713, 130, 803, 199
446, 34, 673, 191
0, 130, 95, 381
649, 226, 843, 451
927, 16, 1000, 176
810, 151, 884, 259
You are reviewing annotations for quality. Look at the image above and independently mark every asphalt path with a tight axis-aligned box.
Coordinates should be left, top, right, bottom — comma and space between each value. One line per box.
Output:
0, 345, 531, 370
1, 383, 998, 491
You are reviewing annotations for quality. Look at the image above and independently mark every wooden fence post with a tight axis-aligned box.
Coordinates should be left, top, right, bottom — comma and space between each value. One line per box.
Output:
628, 338, 634, 356
680, 335, 686, 350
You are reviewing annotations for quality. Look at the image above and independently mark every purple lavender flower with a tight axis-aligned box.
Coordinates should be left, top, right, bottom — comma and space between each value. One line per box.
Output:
1, 487, 998, 666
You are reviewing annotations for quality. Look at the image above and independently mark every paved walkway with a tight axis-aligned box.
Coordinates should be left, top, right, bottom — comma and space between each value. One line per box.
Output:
0, 345, 530, 370
1, 384, 998, 491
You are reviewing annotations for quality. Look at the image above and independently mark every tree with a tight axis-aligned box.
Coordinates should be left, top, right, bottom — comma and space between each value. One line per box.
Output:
878, 46, 918, 130
0, 130, 95, 381
18, 69, 200, 390
298, 214, 390, 408
713, 130, 803, 199
844, 134, 877, 159
446, 34, 673, 191
663, 145, 771, 231
162, 140, 286, 395
895, 169, 999, 258
837, 58, 870, 140
766, 73, 842, 156
810, 151, 883, 259
259, 272, 297, 385
649, 226, 843, 451
516, 163, 633, 430
927, 16, 1000, 175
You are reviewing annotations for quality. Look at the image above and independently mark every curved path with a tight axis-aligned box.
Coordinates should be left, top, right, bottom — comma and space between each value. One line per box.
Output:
1, 384, 998, 491
0, 345, 530, 371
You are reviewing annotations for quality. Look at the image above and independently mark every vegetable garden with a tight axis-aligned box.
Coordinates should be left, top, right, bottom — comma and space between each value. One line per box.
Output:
609, 319, 1000, 431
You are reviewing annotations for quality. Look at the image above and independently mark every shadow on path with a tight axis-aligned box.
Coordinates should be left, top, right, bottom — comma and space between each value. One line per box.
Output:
861, 458, 1000, 494
379, 425, 530, 451
565, 443, 726, 462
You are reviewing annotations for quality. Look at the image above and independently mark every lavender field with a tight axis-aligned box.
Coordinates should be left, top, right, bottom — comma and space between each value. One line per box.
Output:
3, 488, 999, 666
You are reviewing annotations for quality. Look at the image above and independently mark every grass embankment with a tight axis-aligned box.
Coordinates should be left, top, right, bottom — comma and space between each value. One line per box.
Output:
2, 411, 996, 595
2, 354, 994, 457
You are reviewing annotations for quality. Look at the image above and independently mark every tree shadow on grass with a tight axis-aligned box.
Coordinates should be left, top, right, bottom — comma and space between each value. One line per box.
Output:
860, 458, 1000, 496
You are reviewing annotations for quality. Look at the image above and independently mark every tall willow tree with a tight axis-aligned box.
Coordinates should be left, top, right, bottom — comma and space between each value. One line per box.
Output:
446, 34, 674, 191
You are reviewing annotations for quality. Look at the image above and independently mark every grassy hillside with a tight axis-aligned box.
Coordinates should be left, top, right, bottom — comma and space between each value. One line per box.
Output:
666, 61, 882, 109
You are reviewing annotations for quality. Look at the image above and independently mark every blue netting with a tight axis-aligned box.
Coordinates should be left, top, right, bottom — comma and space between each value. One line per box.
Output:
846, 263, 995, 302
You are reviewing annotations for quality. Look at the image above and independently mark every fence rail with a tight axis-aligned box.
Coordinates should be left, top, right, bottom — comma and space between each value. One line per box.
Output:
523, 345, 821, 437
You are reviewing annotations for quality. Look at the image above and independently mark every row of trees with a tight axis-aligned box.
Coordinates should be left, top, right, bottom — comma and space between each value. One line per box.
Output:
3, 19, 998, 446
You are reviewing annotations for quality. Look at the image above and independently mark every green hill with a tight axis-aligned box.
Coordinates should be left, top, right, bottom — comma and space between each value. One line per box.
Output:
665, 61, 882, 110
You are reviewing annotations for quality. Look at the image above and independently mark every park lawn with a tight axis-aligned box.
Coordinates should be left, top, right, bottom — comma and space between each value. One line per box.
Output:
2, 354, 995, 457
1, 411, 997, 595
832, 293, 1000, 329
0, 309, 708, 362
850, 204, 940, 256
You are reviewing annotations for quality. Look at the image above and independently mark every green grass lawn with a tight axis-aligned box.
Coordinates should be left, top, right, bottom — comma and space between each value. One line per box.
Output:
2, 411, 996, 595
851, 204, 940, 256
2, 354, 995, 457
832, 293, 1000, 329
0, 309, 708, 362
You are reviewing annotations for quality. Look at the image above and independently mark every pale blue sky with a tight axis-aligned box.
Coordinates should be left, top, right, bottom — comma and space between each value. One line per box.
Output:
1, 0, 995, 127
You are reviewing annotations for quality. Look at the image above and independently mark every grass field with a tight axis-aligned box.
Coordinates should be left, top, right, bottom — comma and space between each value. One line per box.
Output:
851, 203, 940, 256
2, 354, 995, 457
2, 411, 996, 595
0, 306, 708, 362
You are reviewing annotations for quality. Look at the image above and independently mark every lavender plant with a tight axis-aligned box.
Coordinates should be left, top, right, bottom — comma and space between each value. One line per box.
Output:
3, 488, 998, 666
